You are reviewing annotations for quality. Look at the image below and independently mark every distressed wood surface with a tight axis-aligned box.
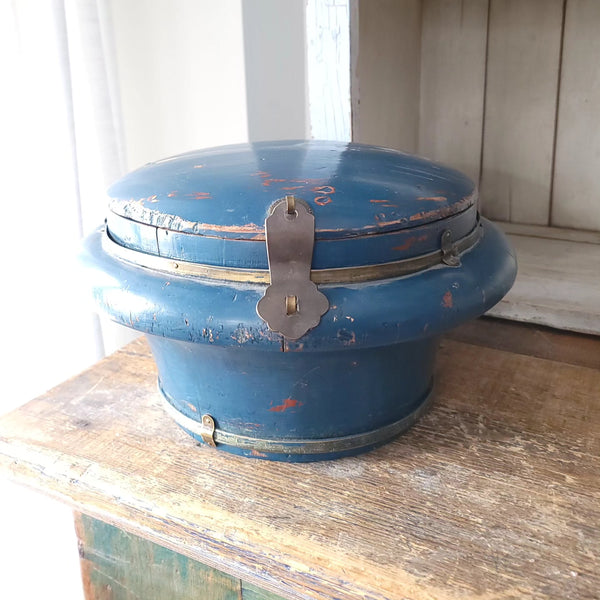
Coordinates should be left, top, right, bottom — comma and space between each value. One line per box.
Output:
1, 330, 599, 600
487, 232, 600, 335
551, 0, 600, 231
449, 317, 600, 371
418, 0, 488, 183
480, 0, 564, 224
76, 512, 282, 600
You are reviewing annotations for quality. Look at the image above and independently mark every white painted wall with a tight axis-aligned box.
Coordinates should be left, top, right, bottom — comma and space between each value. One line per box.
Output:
3, 3, 251, 599
108, 0, 249, 169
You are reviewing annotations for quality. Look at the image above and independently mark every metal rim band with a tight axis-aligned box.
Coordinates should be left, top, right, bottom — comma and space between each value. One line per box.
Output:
102, 222, 482, 285
158, 382, 435, 455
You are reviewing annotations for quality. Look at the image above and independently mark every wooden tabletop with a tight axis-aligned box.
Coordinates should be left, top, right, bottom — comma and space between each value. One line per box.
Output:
0, 320, 598, 600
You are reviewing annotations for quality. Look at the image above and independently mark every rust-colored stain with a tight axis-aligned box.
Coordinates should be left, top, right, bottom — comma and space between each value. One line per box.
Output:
369, 199, 397, 207
313, 185, 335, 206
188, 192, 211, 200
167, 191, 178, 197
262, 178, 286, 187
442, 291, 453, 308
417, 196, 447, 202
269, 398, 303, 412
393, 234, 428, 251
312, 185, 335, 194
251, 449, 268, 458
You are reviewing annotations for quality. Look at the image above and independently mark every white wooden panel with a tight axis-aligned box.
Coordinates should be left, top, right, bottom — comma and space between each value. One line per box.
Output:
487, 234, 600, 335
351, 0, 421, 152
418, 0, 488, 183
480, 0, 563, 224
306, 0, 351, 141
552, 0, 600, 231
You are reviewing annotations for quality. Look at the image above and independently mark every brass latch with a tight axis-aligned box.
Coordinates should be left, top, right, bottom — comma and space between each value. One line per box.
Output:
256, 196, 329, 340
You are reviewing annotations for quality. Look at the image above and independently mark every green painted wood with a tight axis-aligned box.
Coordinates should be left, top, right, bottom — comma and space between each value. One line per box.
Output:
76, 512, 254, 600
241, 581, 288, 600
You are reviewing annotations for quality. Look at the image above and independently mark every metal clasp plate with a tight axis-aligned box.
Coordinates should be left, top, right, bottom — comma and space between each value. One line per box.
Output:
257, 196, 329, 340
200, 414, 216, 447
441, 229, 461, 267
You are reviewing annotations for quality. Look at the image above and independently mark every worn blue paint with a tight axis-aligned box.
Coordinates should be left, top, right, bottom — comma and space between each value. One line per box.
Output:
80, 141, 516, 461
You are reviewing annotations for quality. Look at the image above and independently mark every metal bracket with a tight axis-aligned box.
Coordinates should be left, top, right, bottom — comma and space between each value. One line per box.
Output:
200, 414, 216, 447
256, 196, 329, 340
441, 229, 461, 267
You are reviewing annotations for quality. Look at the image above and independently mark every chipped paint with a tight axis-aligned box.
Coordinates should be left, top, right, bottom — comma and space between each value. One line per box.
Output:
187, 192, 212, 200
393, 234, 428, 252
269, 398, 303, 413
312, 185, 335, 194
186, 402, 197, 413
417, 196, 447, 202
250, 449, 268, 457
442, 291, 453, 308
314, 196, 332, 206
337, 329, 356, 345
369, 199, 398, 207
262, 178, 286, 187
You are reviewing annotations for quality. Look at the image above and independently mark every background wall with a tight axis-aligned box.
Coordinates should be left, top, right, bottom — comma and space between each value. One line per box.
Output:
352, 0, 600, 232
3, 1, 275, 598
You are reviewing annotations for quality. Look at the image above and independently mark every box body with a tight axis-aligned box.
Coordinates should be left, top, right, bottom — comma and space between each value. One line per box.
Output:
81, 141, 516, 461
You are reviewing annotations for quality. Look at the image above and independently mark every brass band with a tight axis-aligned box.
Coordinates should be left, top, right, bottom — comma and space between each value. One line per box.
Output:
102, 221, 482, 285
158, 382, 435, 456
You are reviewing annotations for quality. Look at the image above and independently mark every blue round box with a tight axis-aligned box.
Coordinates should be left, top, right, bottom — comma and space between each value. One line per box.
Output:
81, 140, 516, 461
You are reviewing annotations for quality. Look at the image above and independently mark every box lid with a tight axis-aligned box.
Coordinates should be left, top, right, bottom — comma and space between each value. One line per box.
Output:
106, 140, 478, 270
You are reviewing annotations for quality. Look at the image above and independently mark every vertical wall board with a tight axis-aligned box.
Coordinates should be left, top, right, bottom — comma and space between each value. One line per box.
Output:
242, 0, 308, 142
552, 0, 600, 231
480, 0, 563, 224
418, 0, 489, 184
306, 0, 352, 141
351, 0, 422, 152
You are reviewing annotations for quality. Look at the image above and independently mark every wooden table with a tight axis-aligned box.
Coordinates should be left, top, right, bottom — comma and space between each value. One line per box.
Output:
0, 319, 598, 600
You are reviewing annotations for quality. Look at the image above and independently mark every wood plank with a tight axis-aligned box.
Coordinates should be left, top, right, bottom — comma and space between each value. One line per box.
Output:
498, 221, 600, 245
418, 0, 488, 183
75, 512, 247, 600
351, 0, 421, 152
487, 233, 600, 335
480, 0, 563, 224
1, 333, 599, 600
448, 317, 600, 370
551, 0, 600, 231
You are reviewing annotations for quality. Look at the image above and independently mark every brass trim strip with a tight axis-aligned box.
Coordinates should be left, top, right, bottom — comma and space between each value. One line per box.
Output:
102, 222, 482, 285
158, 382, 435, 456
